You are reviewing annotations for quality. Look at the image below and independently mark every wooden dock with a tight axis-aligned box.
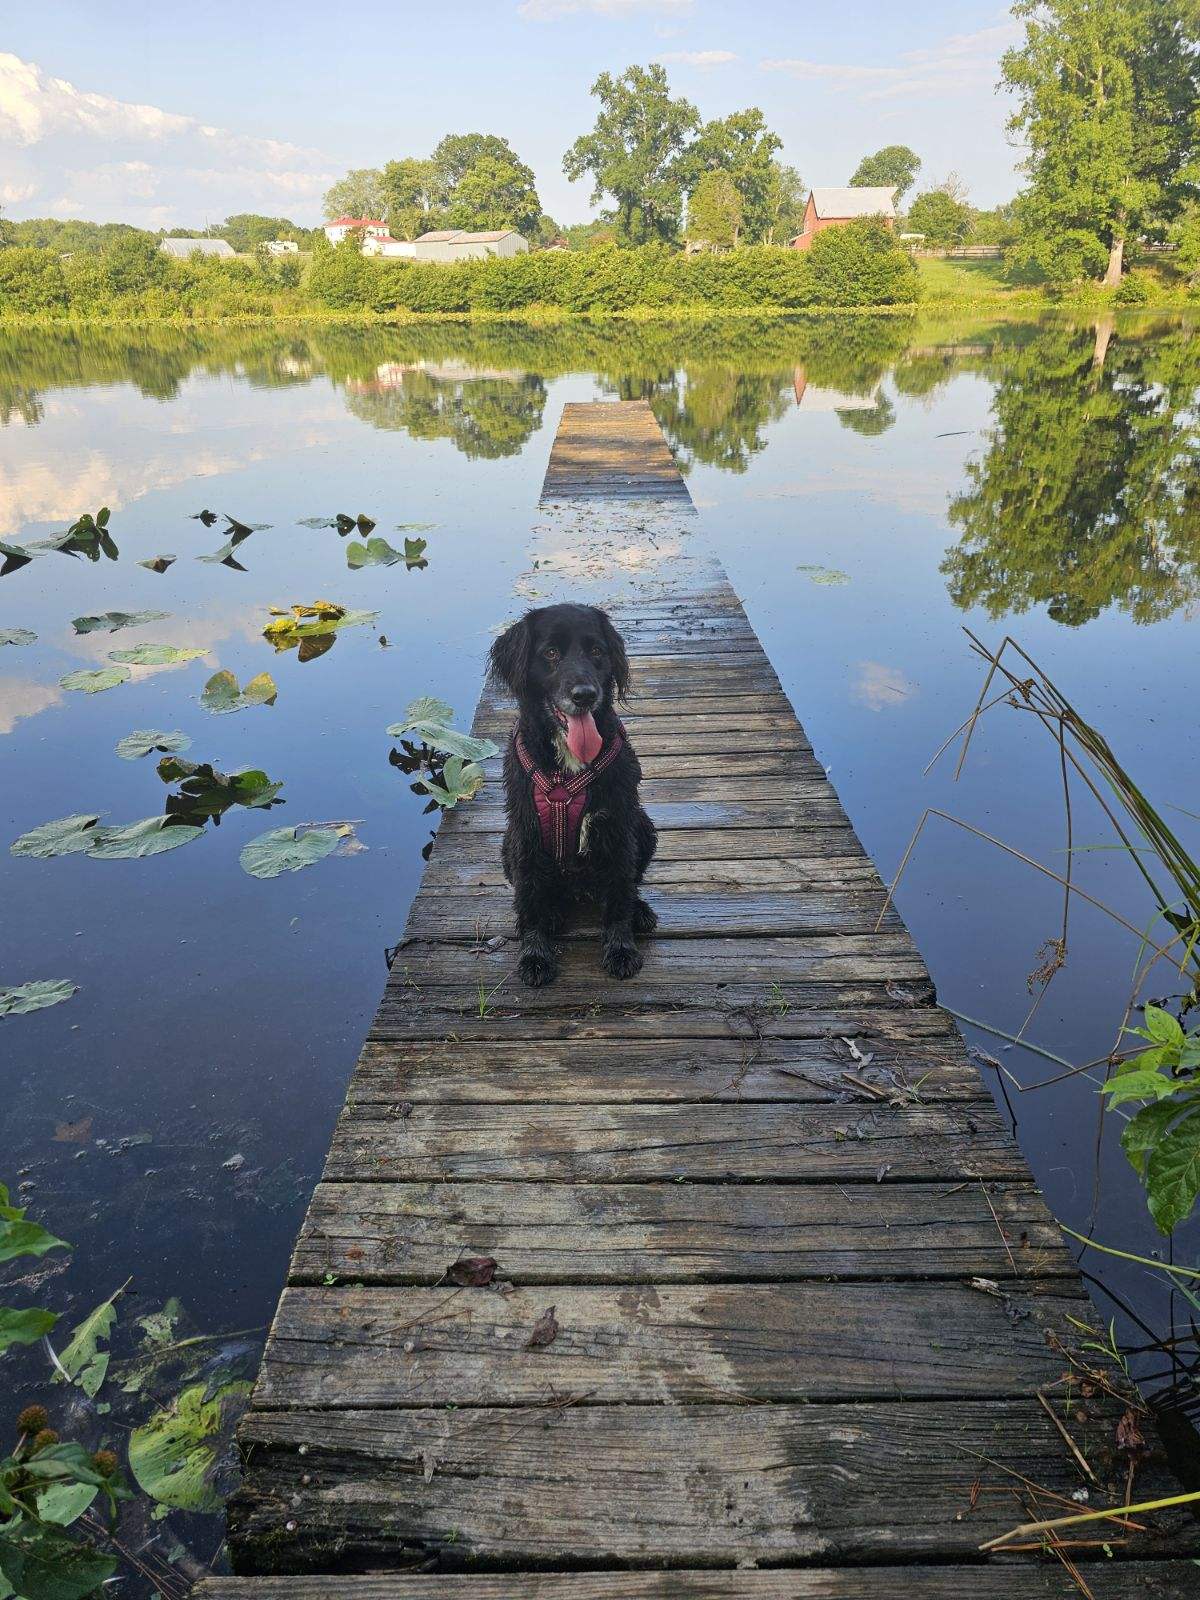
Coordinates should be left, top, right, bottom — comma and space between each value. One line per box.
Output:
541, 399, 694, 504
199, 408, 1198, 1598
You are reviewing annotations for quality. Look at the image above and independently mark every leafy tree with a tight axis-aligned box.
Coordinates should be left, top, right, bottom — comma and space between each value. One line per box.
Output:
762, 164, 806, 245
687, 170, 744, 248
430, 134, 524, 201
382, 158, 440, 239
906, 189, 972, 246
563, 64, 700, 244
0, 247, 69, 312
218, 214, 308, 253
850, 145, 921, 202
1002, 0, 1200, 284
684, 108, 782, 242
443, 153, 541, 236
804, 218, 918, 306
322, 168, 387, 221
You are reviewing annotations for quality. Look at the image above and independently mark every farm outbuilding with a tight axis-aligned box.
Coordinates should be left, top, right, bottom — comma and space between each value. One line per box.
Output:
159, 237, 235, 259
791, 187, 898, 251
362, 235, 417, 259
413, 228, 529, 262
323, 217, 389, 246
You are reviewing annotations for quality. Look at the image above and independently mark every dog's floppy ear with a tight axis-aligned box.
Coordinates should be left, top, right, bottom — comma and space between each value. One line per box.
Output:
598, 609, 630, 701
488, 613, 532, 698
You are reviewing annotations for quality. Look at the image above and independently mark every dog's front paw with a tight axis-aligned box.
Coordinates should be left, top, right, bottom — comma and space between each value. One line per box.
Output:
632, 898, 658, 936
518, 948, 560, 987
603, 940, 643, 980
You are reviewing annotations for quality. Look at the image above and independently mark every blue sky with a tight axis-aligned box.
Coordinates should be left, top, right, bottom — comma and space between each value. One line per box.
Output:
1, 2, 1025, 228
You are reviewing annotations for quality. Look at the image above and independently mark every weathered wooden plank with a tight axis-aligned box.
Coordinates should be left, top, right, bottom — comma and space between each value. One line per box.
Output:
449, 798, 853, 832
541, 401, 693, 506
347, 1031, 982, 1103
324, 1101, 1022, 1183
229, 1400, 1193, 1570
473, 775, 837, 803
420, 852, 881, 893
256, 1281, 1089, 1408
193, 1569, 1200, 1600
432, 827, 863, 863
292, 1179, 1075, 1284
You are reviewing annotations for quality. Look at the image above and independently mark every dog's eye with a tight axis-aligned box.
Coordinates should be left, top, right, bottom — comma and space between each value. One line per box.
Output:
590, 647, 605, 662
542, 646, 560, 664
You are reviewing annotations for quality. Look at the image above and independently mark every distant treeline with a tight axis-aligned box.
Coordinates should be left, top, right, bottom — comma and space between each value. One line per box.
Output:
0, 223, 918, 321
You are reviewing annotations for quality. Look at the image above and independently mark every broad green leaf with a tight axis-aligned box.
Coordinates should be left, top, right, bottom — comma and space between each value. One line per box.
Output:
239, 825, 342, 879
0, 981, 77, 1018
262, 607, 378, 647
1121, 1098, 1186, 1177
345, 536, 404, 569
157, 759, 284, 821
201, 669, 277, 714
1099, 1068, 1180, 1107
115, 728, 192, 761
0, 628, 36, 647
0, 1525, 117, 1600
59, 665, 130, 694
107, 644, 207, 666
387, 696, 498, 763
197, 539, 248, 567
71, 610, 168, 635
128, 1377, 252, 1512
11, 814, 100, 859
0, 1305, 59, 1351
35, 1481, 96, 1527
53, 1288, 121, 1397
1116, 1043, 1170, 1074
0, 1212, 69, 1264
1147, 1103, 1200, 1234
403, 537, 428, 567
403, 696, 454, 725
414, 756, 486, 809
87, 817, 204, 861
1141, 1004, 1184, 1047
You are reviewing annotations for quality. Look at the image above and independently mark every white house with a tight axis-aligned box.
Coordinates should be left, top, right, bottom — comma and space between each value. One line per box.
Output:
413, 229, 528, 263
159, 237, 235, 259
362, 235, 417, 259
323, 217, 389, 246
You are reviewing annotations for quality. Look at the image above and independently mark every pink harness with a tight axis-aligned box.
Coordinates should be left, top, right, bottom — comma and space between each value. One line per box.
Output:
512, 721, 626, 863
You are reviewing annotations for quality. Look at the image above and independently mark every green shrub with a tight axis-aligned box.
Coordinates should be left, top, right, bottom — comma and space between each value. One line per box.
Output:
1114, 269, 1153, 305
804, 220, 918, 306
0, 248, 69, 314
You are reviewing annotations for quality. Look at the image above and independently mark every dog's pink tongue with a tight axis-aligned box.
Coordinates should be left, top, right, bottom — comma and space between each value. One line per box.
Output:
565, 710, 603, 764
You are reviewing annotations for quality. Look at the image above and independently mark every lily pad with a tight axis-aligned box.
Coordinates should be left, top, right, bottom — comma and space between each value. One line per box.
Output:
197, 539, 249, 569
201, 669, 277, 714
0, 627, 36, 646
0, 539, 35, 577
108, 644, 208, 666
387, 698, 499, 763
11, 814, 100, 858
158, 759, 284, 823
0, 979, 77, 1017
797, 564, 851, 586
88, 817, 205, 860
262, 603, 378, 649
240, 825, 344, 879
59, 665, 131, 694
139, 555, 176, 573
115, 729, 192, 761
346, 537, 403, 569
414, 755, 486, 809
192, 509, 220, 526
53, 1287, 122, 1397
72, 610, 169, 635
129, 1376, 251, 1512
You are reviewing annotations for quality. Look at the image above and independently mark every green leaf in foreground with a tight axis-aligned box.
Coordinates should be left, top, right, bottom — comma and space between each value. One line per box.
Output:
36, 1479, 98, 1527
0, 1193, 69, 1265
52, 1286, 123, 1397
345, 536, 403, 569
87, 817, 205, 860
0, 1526, 117, 1600
387, 698, 499, 762
0, 980, 77, 1018
1145, 1102, 1200, 1235
71, 610, 169, 635
414, 755, 486, 809
201, 669, 277, 714
11, 814, 100, 859
0, 627, 36, 646
107, 644, 207, 666
129, 1377, 252, 1512
239, 825, 343, 879
0, 1304, 59, 1352
115, 728, 192, 760
59, 664, 130, 694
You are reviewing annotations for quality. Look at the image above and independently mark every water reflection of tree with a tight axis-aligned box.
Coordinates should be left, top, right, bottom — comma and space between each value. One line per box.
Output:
341, 371, 547, 459
943, 322, 1200, 626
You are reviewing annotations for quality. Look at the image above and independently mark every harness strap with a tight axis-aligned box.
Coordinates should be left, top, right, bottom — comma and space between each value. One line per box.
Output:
513, 721, 625, 863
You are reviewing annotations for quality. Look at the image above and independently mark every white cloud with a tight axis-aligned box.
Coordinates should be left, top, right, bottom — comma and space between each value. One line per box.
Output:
761, 22, 1020, 103
852, 660, 916, 712
0, 52, 334, 225
519, 0, 692, 19
657, 50, 737, 68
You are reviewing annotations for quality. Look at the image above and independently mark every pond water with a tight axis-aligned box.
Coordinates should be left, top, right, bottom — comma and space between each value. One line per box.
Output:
3, 312, 1200, 1528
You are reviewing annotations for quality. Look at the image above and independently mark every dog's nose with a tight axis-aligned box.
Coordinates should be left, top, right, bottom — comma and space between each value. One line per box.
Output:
570, 683, 598, 710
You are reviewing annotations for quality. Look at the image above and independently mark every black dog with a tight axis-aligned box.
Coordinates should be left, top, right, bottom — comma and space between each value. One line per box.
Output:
488, 603, 657, 987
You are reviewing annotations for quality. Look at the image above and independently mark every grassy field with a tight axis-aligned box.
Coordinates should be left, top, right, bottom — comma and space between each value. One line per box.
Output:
916, 256, 1027, 300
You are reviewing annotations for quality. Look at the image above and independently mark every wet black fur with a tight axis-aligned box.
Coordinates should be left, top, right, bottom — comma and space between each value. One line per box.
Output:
488, 603, 657, 987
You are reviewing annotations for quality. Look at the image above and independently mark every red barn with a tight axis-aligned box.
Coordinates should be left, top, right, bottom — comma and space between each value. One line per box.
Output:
791, 187, 898, 251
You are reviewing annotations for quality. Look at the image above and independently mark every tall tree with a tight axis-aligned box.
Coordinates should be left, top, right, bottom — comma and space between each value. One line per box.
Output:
684, 108, 782, 242
322, 169, 387, 221
563, 64, 700, 244
430, 134, 528, 204
762, 163, 806, 244
850, 145, 921, 201
686, 170, 743, 248
444, 154, 542, 235
381, 158, 439, 239
907, 189, 972, 245
1002, 0, 1200, 284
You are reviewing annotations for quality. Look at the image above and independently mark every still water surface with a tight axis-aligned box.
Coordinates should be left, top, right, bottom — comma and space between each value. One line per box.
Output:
3, 313, 1199, 1470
